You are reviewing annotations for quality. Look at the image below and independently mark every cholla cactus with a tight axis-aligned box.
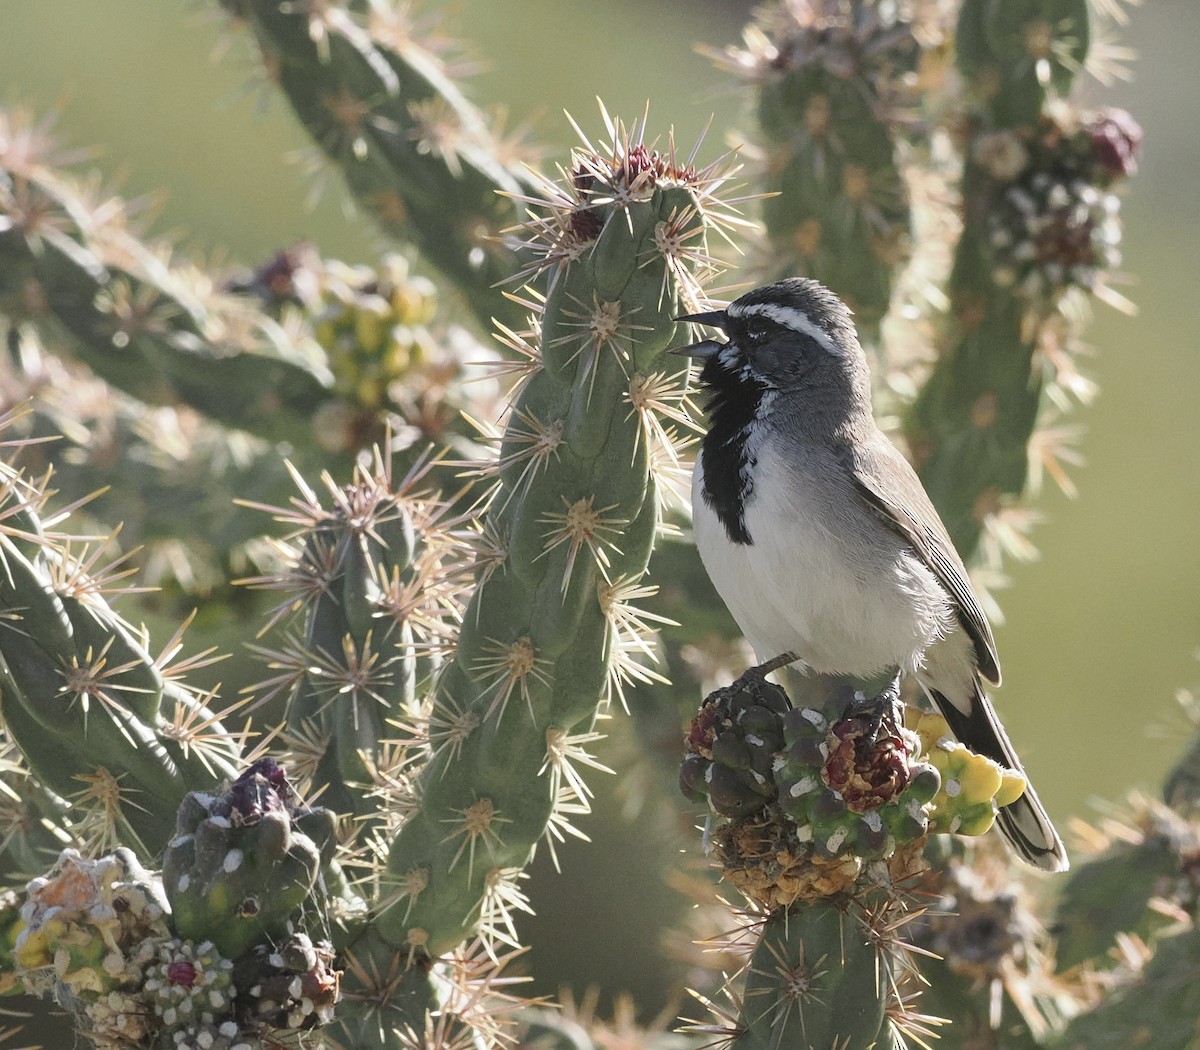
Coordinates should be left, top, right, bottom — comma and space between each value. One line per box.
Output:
713, 0, 934, 345
0, 0, 1170, 1047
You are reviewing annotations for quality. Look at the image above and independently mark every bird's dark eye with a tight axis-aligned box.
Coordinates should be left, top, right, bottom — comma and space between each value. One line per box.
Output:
743, 317, 772, 344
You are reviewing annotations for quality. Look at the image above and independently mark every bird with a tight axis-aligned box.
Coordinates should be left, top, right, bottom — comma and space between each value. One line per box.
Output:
673, 276, 1068, 872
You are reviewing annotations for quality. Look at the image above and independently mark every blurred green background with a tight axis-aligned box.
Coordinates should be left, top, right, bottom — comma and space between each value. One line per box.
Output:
2, 0, 1198, 1022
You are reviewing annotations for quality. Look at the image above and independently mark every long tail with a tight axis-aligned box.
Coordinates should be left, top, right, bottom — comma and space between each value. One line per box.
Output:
926, 680, 1069, 872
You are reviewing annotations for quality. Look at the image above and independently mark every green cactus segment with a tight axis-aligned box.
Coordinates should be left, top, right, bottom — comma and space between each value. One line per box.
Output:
13, 847, 170, 1000
225, 0, 538, 334
1052, 796, 1191, 974
243, 446, 470, 826
734, 904, 888, 1050
162, 759, 336, 960
0, 490, 240, 855
0, 161, 331, 448
721, 3, 921, 342
1058, 925, 1200, 1050
378, 120, 722, 957
332, 925, 523, 1050
906, 1, 1142, 560
956, 0, 1089, 129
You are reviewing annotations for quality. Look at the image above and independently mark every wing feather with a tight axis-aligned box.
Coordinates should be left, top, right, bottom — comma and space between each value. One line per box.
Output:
849, 437, 1001, 685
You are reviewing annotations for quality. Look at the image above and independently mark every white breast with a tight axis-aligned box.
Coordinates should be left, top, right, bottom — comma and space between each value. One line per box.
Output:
691, 441, 955, 676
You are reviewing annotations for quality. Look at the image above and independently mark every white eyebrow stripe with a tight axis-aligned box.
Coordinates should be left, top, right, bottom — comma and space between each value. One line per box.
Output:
729, 301, 841, 356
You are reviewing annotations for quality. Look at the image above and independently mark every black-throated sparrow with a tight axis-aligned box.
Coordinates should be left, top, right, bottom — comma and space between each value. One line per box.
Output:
675, 277, 1068, 872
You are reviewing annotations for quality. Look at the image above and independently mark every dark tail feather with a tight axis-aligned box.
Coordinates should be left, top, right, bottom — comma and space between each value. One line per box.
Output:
927, 682, 1069, 872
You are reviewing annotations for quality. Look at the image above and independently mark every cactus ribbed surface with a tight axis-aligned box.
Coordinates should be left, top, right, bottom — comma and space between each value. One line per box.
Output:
904, 0, 1130, 559
718, 1, 924, 345
376, 117, 731, 957
0, 457, 241, 855
735, 904, 891, 1050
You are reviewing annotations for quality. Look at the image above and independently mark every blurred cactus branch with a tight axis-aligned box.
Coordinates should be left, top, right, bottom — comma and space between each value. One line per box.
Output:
220, 0, 542, 334
0, 430, 243, 856
715, 0, 926, 346
0, 139, 334, 450
906, 0, 1138, 561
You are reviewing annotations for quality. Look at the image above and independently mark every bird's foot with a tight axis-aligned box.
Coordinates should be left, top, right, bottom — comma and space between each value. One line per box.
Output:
843, 673, 904, 745
730, 651, 800, 694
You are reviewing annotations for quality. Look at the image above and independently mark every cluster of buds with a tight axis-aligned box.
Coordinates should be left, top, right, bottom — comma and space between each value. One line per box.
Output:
680, 673, 1028, 907
9, 761, 345, 1048
308, 254, 439, 411
143, 938, 237, 1043
234, 248, 493, 454
977, 108, 1142, 306
233, 931, 339, 1031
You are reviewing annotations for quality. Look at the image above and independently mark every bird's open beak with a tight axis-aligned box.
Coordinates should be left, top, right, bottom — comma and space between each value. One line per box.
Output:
670, 309, 728, 360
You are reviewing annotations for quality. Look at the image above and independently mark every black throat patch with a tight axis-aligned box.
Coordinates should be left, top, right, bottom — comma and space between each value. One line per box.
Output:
698, 353, 770, 545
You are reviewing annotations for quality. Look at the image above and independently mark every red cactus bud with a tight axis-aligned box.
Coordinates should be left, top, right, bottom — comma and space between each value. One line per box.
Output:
686, 703, 723, 758
166, 960, 198, 988
1087, 108, 1142, 179
821, 716, 911, 812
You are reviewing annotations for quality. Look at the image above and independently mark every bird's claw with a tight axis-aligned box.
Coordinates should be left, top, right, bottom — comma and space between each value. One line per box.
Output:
843, 673, 904, 744
730, 651, 799, 694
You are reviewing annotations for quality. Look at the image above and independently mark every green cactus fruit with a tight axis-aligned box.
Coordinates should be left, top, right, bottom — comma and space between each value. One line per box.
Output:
735, 903, 889, 1050
680, 673, 790, 818
13, 847, 169, 1000
908, 710, 1025, 838
163, 759, 336, 960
